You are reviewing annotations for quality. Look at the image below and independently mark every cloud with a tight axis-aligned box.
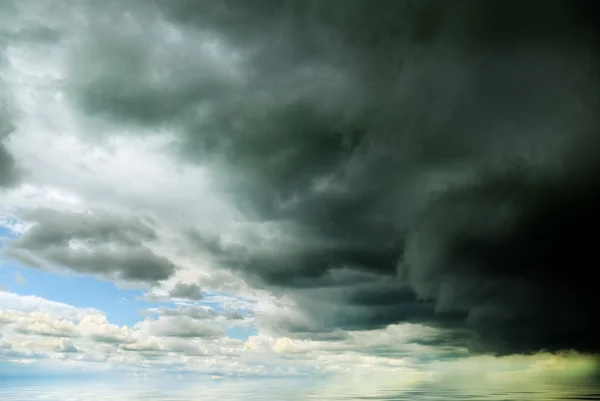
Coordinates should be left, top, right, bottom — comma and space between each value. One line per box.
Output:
222, 309, 245, 320
0, 142, 19, 187
14, 208, 157, 247
120, 338, 209, 357
56, 338, 79, 353
3, 208, 178, 284
149, 0, 598, 355
0, 25, 22, 188
0, 290, 99, 320
135, 315, 226, 339
400, 163, 600, 355
78, 314, 132, 344
0, 292, 257, 375
145, 305, 249, 328
143, 282, 205, 302
147, 305, 218, 320
0, 291, 596, 381
0, 91, 20, 187
167, 282, 204, 301
0, 310, 79, 338
2, 0, 600, 359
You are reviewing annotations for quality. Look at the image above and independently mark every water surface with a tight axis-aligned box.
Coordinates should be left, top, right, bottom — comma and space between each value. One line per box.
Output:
1, 376, 598, 400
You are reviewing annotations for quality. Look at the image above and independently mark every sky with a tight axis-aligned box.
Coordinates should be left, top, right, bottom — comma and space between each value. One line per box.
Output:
0, 0, 599, 392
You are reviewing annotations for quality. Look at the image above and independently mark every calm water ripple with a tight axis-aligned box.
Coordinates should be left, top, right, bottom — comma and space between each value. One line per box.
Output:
1, 378, 598, 401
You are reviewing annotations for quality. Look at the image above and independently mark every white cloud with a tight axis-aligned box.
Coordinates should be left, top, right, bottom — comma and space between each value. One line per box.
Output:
0, 310, 79, 337
78, 314, 133, 344
0, 290, 99, 320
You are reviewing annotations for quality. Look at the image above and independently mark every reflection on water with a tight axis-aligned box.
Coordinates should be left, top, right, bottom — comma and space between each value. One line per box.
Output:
1, 377, 598, 401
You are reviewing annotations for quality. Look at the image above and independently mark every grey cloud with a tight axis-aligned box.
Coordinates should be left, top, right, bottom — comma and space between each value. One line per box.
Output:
13, 325, 79, 338
259, 276, 464, 339
9, 241, 176, 283
0, 90, 20, 187
120, 340, 208, 356
196, 270, 243, 293
47, 0, 600, 355
221, 309, 244, 320
168, 282, 204, 301
4, 209, 177, 284
16, 208, 157, 248
0, 16, 22, 188
0, 142, 19, 187
88, 333, 128, 344
147, 305, 245, 322
151, 305, 218, 320
145, 316, 226, 339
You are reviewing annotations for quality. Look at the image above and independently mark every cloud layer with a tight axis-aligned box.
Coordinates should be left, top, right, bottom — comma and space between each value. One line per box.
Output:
0, 0, 599, 362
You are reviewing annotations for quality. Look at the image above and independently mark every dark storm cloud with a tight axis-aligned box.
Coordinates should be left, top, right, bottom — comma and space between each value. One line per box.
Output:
401, 161, 600, 355
255, 266, 467, 342
63, 0, 600, 354
4, 209, 177, 284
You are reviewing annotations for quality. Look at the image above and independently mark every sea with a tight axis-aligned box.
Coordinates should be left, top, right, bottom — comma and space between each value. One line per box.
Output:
1, 375, 598, 401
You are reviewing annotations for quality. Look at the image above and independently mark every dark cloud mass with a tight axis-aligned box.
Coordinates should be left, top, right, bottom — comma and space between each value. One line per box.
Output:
402, 163, 600, 355
61, 0, 600, 355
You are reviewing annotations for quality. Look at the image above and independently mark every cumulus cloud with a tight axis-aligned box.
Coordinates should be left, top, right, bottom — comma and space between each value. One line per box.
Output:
78, 314, 132, 344
0, 293, 261, 375
1, 0, 599, 359
0, 310, 79, 338
0, 290, 99, 320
